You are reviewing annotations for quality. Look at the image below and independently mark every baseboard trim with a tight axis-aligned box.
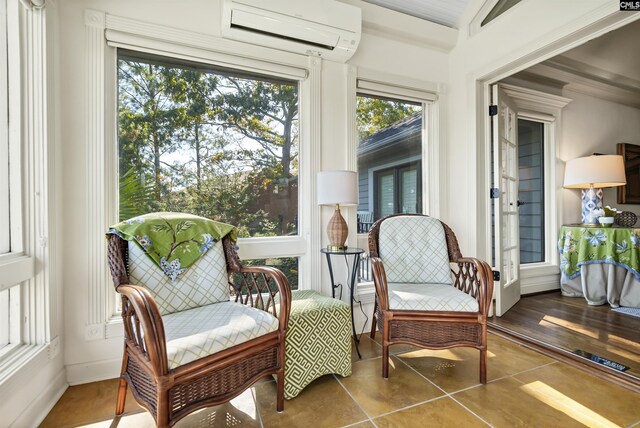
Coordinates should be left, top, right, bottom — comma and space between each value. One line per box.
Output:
11, 368, 68, 428
488, 324, 640, 394
521, 281, 560, 295
66, 358, 122, 386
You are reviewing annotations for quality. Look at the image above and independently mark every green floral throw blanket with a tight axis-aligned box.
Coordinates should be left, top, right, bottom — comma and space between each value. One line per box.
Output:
107, 212, 237, 281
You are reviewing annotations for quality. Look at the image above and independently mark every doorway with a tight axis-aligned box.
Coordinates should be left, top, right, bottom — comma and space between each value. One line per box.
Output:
484, 17, 640, 388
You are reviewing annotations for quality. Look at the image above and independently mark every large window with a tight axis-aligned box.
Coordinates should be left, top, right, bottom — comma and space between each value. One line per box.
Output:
117, 51, 300, 286
356, 94, 423, 232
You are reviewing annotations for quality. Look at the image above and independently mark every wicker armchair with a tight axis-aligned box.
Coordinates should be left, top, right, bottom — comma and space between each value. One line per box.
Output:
107, 232, 291, 427
368, 214, 493, 383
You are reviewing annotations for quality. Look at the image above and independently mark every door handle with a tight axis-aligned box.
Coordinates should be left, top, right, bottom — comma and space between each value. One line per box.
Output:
517, 200, 526, 207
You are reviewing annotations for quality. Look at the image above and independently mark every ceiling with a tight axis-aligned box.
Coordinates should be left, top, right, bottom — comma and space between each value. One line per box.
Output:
362, 0, 470, 28
514, 19, 640, 109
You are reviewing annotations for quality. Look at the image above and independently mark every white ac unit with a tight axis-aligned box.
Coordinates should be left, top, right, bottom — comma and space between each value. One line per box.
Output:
221, 0, 362, 63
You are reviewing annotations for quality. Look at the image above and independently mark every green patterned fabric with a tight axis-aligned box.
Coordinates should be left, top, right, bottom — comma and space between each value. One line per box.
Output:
107, 212, 237, 281
163, 301, 279, 370
558, 225, 640, 280
387, 282, 479, 312
128, 240, 230, 315
379, 216, 453, 285
278, 290, 352, 399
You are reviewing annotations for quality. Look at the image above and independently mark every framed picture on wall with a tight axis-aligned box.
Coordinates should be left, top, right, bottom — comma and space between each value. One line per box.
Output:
617, 143, 640, 204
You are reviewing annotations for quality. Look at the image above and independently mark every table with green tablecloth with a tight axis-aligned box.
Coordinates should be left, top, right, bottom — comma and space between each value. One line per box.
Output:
558, 225, 640, 308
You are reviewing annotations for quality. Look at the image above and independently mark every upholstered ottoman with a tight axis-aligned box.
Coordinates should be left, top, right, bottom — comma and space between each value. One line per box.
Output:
280, 290, 352, 399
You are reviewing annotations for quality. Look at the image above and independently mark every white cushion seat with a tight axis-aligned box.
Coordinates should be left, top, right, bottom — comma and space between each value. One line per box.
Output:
387, 282, 479, 312
163, 301, 280, 369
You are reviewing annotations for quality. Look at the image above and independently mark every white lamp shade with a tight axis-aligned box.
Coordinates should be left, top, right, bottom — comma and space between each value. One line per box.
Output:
317, 170, 358, 206
563, 155, 626, 189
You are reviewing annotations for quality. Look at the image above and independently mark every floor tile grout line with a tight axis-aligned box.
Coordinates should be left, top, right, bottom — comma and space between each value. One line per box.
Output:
332, 373, 376, 427
251, 385, 265, 428
391, 353, 493, 426
447, 393, 494, 427
369, 394, 450, 420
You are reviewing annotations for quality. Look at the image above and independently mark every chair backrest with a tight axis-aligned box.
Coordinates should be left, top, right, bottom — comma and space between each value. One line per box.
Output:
371, 215, 453, 285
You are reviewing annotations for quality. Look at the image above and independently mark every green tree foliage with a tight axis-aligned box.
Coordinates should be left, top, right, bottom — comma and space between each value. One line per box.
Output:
356, 95, 421, 140
117, 55, 299, 287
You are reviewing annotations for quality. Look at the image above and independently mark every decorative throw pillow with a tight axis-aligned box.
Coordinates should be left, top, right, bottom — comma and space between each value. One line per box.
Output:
128, 240, 230, 315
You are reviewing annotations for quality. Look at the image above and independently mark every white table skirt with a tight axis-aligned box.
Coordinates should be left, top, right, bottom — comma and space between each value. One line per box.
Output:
560, 264, 640, 308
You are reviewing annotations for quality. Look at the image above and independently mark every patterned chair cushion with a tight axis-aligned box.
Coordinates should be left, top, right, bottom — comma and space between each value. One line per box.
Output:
379, 216, 452, 285
387, 282, 479, 312
163, 301, 280, 369
128, 240, 230, 315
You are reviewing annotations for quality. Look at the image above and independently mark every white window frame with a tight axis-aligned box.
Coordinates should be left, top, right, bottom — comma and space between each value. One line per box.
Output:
0, 0, 9, 256
0, 0, 52, 383
347, 67, 442, 300
83, 11, 322, 340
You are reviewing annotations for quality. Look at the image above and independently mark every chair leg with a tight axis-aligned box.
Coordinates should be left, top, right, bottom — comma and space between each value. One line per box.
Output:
382, 343, 389, 379
369, 300, 377, 339
157, 389, 170, 428
276, 367, 285, 412
116, 353, 129, 416
115, 377, 128, 415
479, 348, 487, 384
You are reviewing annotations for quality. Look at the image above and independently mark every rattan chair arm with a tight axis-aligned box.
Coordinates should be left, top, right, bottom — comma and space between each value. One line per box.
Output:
117, 284, 169, 375
235, 265, 292, 333
453, 257, 494, 316
370, 257, 390, 311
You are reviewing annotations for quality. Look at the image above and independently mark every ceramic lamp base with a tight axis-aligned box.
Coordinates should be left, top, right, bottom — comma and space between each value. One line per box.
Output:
327, 205, 348, 251
581, 187, 603, 225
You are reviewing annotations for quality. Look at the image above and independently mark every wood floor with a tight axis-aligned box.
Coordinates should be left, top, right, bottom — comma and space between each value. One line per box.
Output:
490, 291, 640, 380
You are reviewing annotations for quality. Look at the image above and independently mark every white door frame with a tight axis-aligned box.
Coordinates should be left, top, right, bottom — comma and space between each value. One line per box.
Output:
475, 13, 640, 281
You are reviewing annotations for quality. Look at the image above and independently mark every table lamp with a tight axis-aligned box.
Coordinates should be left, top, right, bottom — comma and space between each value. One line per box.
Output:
563, 154, 626, 225
317, 170, 358, 250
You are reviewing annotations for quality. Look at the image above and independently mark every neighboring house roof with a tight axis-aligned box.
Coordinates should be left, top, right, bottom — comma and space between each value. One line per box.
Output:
357, 112, 421, 157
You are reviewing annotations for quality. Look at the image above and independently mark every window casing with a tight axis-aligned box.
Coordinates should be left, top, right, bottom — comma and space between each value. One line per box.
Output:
94, 16, 320, 328
116, 50, 301, 288
352, 76, 439, 286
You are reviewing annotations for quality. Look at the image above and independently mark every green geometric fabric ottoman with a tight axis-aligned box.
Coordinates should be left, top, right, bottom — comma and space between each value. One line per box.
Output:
280, 290, 352, 399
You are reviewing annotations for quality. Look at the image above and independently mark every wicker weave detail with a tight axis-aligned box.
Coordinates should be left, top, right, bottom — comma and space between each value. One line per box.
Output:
389, 321, 480, 346
169, 346, 278, 417
126, 354, 158, 417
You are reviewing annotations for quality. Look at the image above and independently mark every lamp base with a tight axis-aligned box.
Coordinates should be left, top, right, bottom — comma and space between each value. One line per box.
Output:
327, 205, 348, 251
581, 187, 603, 225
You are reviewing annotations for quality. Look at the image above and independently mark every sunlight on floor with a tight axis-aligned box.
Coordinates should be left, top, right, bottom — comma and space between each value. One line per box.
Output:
400, 349, 465, 361
521, 380, 620, 428
608, 333, 640, 353
540, 315, 600, 339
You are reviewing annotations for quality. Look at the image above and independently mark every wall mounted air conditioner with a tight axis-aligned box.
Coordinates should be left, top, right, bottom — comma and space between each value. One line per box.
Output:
221, 0, 362, 63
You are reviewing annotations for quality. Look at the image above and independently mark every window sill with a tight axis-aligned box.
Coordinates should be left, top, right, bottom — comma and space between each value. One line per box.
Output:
0, 344, 46, 386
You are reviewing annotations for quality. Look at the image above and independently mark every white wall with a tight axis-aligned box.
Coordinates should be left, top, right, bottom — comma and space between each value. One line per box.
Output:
55, 0, 449, 388
560, 91, 640, 224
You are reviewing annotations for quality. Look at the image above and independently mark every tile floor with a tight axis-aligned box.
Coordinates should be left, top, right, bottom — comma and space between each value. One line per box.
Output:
40, 333, 640, 428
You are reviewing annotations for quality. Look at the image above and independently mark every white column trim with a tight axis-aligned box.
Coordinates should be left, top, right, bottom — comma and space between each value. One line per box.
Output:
303, 57, 322, 293
21, 2, 51, 345
84, 10, 107, 340
345, 65, 358, 249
